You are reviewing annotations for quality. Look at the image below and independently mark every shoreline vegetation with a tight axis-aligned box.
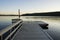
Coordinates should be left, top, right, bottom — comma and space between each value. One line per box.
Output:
0, 14, 20, 16
21, 11, 60, 16
0, 11, 60, 16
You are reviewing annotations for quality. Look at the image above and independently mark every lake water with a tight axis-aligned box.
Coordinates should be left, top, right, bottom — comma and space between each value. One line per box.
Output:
0, 16, 60, 40
0, 16, 18, 30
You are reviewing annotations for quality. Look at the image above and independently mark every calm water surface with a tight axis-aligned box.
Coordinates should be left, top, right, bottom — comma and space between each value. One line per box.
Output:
0, 16, 18, 30
0, 16, 60, 40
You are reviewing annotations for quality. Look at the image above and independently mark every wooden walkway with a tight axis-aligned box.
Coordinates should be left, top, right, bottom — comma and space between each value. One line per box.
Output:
13, 21, 53, 40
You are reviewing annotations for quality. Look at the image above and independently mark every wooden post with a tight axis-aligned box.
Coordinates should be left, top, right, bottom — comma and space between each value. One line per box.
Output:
18, 9, 20, 19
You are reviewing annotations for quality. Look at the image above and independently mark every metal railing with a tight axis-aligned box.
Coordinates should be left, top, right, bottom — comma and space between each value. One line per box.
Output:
0, 19, 23, 40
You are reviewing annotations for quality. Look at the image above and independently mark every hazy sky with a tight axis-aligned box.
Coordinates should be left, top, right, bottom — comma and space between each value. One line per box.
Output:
0, 0, 60, 14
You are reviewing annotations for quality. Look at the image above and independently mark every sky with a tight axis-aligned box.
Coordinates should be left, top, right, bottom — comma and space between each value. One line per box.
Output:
0, 0, 60, 15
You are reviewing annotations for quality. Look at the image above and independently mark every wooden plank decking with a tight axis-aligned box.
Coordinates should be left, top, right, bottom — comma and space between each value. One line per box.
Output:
13, 21, 53, 40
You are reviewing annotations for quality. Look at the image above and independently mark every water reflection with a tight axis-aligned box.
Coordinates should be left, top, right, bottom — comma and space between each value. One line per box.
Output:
0, 16, 18, 30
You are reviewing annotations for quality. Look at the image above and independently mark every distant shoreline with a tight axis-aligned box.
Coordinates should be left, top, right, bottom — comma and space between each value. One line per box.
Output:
21, 11, 60, 16
0, 11, 60, 16
0, 15, 18, 16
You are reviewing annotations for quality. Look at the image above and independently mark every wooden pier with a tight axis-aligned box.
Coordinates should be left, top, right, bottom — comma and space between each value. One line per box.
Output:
13, 21, 53, 40
0, 19, 23, 40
